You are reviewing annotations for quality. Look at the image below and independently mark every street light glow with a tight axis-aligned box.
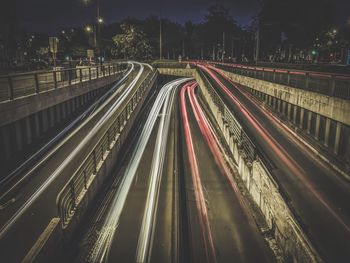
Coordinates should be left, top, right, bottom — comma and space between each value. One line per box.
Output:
98, 17, 103, 23
85, 25, 92, 32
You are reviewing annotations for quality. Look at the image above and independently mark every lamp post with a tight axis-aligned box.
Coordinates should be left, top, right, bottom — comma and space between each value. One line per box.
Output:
82, 0, 103, 63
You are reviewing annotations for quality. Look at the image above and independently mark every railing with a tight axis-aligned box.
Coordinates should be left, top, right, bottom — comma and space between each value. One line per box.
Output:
200, 61, 350, 100
57, 69, 157, 227
152, 62, 189, 69
0, 63, 129, 102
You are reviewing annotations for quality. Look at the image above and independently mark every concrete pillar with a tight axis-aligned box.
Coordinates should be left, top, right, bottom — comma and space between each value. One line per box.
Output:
287, 103, 292, 120
299, 108, 305, 129
62, 102, 67, 119
307, 111, 312, 134
315, 114, 321, 140
42, 110, 49, 133
56, 104, 61, 123
25, 117, 32, 145
1, 125, 12, 161
34, 113, 41, 138
334, 122, 342, 155
293, 106, 298, 124
71, 99, 76, 113
282, 101, 286, 116
273, 97, 277, 109
15, 121, 23, 152
66, 101, 71, 116
277, 99, 281, 113
324, 118, 331, 147
49, 107, 55, 128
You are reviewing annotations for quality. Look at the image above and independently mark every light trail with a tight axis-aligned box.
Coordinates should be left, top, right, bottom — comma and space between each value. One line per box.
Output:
199, 64, 350, 234
87, 78, 191, 263
135, 78, 182, 263
0, 62, 148, 240
186, 83, 250, 216
180, 82, 217, 263
0, 63, 135, 202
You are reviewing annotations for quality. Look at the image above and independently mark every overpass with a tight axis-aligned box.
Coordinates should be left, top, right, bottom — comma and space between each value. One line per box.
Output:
0, 61, 349, 263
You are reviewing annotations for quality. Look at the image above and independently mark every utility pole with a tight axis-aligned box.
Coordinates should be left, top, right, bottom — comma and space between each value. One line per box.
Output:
159, 17, 162, 60
255, 21, 260, 65
222, 32, 225, 61
182, 40, 185, 58
231, 37, 234, 59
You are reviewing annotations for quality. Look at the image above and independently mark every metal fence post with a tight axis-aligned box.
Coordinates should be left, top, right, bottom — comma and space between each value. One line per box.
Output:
68, 69, 72, 85
305, 72, 310, 90
89, 67, 91, 81
79, 68, 83, 83
330, 75, 336, 96
53, 71, 57, 89
7, 76, 14, 100
34, 73, 40, 93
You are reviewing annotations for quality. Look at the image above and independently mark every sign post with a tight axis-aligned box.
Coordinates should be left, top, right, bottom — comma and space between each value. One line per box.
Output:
49, 37, 59, 68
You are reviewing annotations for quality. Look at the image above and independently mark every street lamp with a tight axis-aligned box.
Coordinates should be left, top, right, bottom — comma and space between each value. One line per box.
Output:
85, 25, 92, 33
98, 17, 103, 24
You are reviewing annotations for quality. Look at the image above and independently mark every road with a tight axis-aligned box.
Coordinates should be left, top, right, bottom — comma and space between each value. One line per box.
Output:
0, 62, 151, 263
75, 77, 275, 263
200, 64, 350, 262
180, 81, 274, 263
76, 78, 189, 263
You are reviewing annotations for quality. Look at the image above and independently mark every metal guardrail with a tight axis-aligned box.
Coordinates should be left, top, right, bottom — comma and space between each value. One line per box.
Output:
152, 62, 188, 69
198, 69, 257, 165
57, 69, 157, 227
200, 61, 350, 100
0, 63, 129, 102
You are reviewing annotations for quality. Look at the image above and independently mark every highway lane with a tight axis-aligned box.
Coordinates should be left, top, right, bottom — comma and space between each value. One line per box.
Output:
78, 78, 190, 263
200, 64, 350, 262
179, 82, 274, 263
0, 62, 151, 263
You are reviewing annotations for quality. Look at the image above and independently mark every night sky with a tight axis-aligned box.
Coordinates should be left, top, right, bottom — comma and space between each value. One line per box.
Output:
15, 0, 350, 34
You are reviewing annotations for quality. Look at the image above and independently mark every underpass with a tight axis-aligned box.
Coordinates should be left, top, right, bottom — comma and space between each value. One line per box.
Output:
0, 61, 349, 263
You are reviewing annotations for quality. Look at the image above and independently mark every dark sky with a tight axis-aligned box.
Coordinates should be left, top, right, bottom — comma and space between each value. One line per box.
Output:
15, 0, 350, 34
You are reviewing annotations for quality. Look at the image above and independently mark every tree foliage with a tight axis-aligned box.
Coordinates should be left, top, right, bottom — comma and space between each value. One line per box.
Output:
112, 23, 153, 60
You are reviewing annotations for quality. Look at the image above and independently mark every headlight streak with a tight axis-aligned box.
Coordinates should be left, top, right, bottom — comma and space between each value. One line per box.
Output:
180, 82, 217, 263
0, 62, 146, 240
87, 78, 191, 263
0, 63, 135, 202
135, 78, 183, 263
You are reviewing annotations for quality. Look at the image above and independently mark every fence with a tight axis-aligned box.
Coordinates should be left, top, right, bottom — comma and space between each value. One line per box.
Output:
205, 62, 350, 100
57, 69, 157, 227
0, 63, 129, 102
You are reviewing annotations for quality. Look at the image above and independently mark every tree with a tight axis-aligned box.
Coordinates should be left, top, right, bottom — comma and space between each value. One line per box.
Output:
112, 23, 153, 60
198, 4, 242, 60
